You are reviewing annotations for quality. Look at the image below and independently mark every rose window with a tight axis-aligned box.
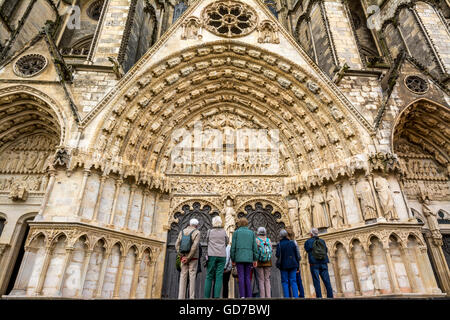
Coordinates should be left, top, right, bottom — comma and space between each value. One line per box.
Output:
14, 54, 47, 77
405, 75, 428, 94
202, 1, 257, 38
87, 0, 104, 21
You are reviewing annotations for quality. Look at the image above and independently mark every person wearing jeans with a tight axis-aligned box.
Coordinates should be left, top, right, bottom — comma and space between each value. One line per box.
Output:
304, 228, 334, 298
204, 216, 229, 298
276, 229, 300, 298
230, 217, 258, 298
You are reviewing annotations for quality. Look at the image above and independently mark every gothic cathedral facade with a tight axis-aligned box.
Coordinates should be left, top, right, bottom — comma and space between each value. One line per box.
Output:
0, 0, 449, 299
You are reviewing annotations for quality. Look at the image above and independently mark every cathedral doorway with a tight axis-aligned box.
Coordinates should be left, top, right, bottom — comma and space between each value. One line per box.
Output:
161, 202, 219, 298
237, 202, 286, 298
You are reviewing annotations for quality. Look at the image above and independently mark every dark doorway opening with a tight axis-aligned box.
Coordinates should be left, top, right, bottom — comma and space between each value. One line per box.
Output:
5, 217, 34, 295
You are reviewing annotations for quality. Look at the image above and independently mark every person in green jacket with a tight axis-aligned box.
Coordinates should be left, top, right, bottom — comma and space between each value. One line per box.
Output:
230, 217, 258, 298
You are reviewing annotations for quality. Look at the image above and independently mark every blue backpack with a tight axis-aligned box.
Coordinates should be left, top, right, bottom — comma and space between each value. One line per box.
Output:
257, 237, 272, 262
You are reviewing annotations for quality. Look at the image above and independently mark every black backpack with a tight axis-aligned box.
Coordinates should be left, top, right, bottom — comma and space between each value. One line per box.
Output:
311, 238, 327, 260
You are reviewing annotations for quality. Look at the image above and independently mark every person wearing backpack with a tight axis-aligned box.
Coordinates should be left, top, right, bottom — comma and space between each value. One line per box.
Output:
204, 216, 229, 298
230, 217, 258, 298
175, 218, 201, 299
304, 228, 334, 298
255, 227, 272, 298
276, 229, 300, 298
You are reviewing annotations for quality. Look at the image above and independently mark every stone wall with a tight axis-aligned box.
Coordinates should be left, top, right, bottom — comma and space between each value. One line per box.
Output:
323, 0, 362, 69
71, 70, 118, 115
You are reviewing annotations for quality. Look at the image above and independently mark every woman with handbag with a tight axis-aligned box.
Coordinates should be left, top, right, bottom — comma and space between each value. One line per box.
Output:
255, 227, 272, 298
276, 229, 300, 298
204, 216, 229, 298
230, 217, 258, 298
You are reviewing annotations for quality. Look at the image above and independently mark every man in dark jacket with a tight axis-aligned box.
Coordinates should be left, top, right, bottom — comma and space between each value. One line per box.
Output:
276, 229, 300, 298
304, 228, 334, 298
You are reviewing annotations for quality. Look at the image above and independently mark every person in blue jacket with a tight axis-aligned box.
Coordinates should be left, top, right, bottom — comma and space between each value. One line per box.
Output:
276, 229, 300, 298
304, 228, 334, 298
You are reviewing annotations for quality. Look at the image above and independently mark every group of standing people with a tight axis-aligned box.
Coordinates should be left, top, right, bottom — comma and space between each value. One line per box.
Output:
175, 216, 334, 299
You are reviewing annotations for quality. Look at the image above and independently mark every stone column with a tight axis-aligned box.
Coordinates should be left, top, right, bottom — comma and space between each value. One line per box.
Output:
35, 245, 54, 295
94, 249, 111, 298
36, 169, 57, 219
76, 249, 93, 297
415, 246, 441, 294
129, 257, 142, 299
9, 246, 32, 295
348, 252, 362, 296
92, 175, 107, 222
145, 260, 157, 298
301, 259, 311, 297
424, 236, 450, 294
113, 254, 126, 299
149, 193, 160, 235
138, 191, 149, 233
366, 251, 380, 295
397, 176, 415, 221
75, 169, 91, 217
399, 246, 419, 293
57, 246, 74, 296
108, 178, 123, 227
123, 184, 136, 230
350, 178, 365, 223
383, 247, 401, 294
330, 255, 343, 297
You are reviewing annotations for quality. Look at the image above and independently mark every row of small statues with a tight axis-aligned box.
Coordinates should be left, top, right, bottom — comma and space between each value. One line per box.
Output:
287, 176, 399, 237
0, 150, 53, 174
169, 158, 281, 175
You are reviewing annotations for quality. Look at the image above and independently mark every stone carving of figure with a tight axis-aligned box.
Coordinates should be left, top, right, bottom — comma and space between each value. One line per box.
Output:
53, 147, 70, 167
25, 151, 39, 171
224, 198, 236, 240
34, 151, 48, 172
312, 191, 329, 228
421, 197, 441, 239
356, 179, 377, 220
15, 151, 27, 173
182, 18, 201, 40
0, 151, 11, 172
9, 177, 28, 201
299, 194, 312, 235
287, 198, 301, 239
374, 176, 399, 221
326, 189, 344, 228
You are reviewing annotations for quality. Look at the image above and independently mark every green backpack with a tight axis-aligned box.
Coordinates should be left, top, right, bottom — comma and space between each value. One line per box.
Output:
311, 238, 327, 260
179, 229, 195, 254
